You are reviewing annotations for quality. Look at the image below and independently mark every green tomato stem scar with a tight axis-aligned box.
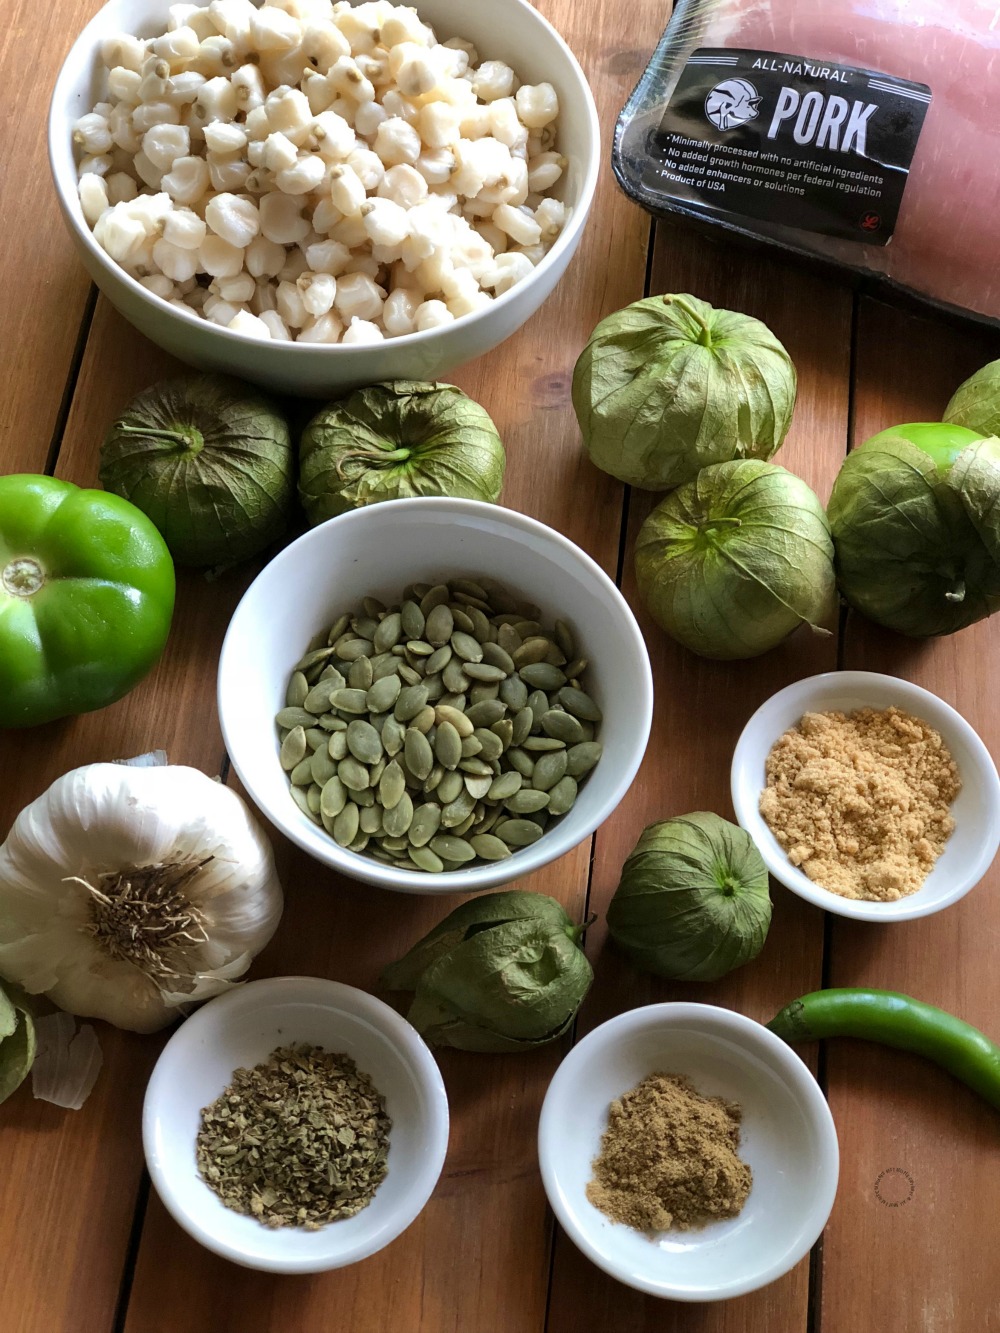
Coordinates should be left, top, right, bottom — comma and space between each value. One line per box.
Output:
117, 423, 204, 455
2, 557, 45, 598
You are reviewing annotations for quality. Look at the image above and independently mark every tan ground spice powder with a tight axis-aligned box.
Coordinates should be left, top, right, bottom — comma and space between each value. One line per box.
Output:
585, 1073, 751, 1233
759, 706, 961, 902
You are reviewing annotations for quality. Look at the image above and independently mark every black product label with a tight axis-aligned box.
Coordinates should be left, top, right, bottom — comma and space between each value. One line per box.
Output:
644, 48, 931, 244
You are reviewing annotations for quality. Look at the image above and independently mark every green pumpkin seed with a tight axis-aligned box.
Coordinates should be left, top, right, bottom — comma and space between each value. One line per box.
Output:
498, 675, 528, 711
285, 671, 309, 707
541, 709, 586, 744
408, 802, 442, 846
531, 749, 568, 791
460, 735, 483, 758
404, 727, 434, 780
372, 655, 402, 682
494, 818, 544, 847
276, 706, 315, 730
290, 756, 314, 787
422, 673, 444, 702
490, 719, 514, 751
441, 788, 475, 827
347, 656, 373, 691
401, 600, 425, 639
439, 692, 467, 711
328, 730, 348, 761
337, 638, 374, 662
506, 747, 535, 778
347, 832, 369, 853
382, 791, 414, 838
304, 728, 327, 751
373, 612, 403, 654
395, 683, 429, 721
397, 663, 422, 686
513, 618, 542, 638
523, 736, 566, 752
406, 639, 434, 658
437, 769, 464, 804
519, 662, 567, 690
290, 784, 319, 822
434, 704, 474, 738
280, 726, 307, 770
464, 774, 494, 799
559, 686, 603, 722
434, 721, 463, 770
463, 662, 507, 682
448, 577, 487, 600
424, 603, 455, 646
306, 784, 322, 814
505, 788, 550, 813
465, 699, 506, 728
418, 584, 450, 616
442, 659, 470, 693
352, 615, 379, 641
477, 804, 502, 835
452, 811, 479, 838
370, 756, 386, 784
426, 644, 452, 674
429, 834, 476, 863
449, 605, 475, 633
367, 674, 401, 714
450, 631, 483, 663
511, 707, 534, 746
329, 687, 369, 714
488, 770, 522, 800
360, 804, 383, 835
295, 646, 336, 675
564, 657, 588, 681
566, 741, 603, 776
470, 833, 513, 861
469, 683, 499, 705
379, 759, 407, 809
412, 704, 437, 732
354, 786, 375, 808
497, 623, 522, 655
422, 763, 444, 793
408, 845, 444, 873
318, 714, 347, 732
310, 748, 337, 785
481, 642, 515, 674
547, 775, 579, 816
527, 690, 548, 726
512, 636, 551, 668
332, 801, 360, 847
318, 665, 347, 687
473, 728, 504, 761
458, 755, 493, 776
554, 619, 576, 659
381, 715, 406, 756
320, 775, 347, 819
454, 591, 492, 614
324, 614, 350, 645
338, 756, 370, 791
347, 719, 383, 765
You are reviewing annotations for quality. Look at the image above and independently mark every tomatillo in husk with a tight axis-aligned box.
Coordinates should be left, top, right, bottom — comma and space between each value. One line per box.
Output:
828, 422, 1000, 636
380, 890, 592, 1052
607, 813, 772, 982
0, 475, 175, 727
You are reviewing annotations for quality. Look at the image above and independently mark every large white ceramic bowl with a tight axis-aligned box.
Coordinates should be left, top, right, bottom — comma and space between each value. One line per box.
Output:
143, 976, 449, 1273
731, 671, 1000, 922
538, 1003, 839, 1302
48, 0, 600, 396
218, 497, 653, 893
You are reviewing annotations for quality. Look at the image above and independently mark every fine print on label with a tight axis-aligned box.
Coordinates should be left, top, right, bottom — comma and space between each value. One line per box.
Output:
645, 48, 932, 245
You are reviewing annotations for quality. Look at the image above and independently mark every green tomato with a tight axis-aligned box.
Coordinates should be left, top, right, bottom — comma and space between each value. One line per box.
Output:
0, 475, 175, 728
865, 423, 984, 474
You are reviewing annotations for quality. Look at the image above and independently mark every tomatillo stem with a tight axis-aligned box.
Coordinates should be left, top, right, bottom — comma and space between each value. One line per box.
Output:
117, 423, 204, 454
768, 988, 1000, 1111
2, 557, 45, 598
668, 294, 714, 348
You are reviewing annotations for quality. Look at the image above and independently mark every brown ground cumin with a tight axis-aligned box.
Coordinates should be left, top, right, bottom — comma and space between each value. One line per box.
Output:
759, 706, 960, 902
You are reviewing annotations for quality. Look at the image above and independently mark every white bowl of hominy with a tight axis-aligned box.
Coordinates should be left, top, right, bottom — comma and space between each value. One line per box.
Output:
48, 0, 600, 395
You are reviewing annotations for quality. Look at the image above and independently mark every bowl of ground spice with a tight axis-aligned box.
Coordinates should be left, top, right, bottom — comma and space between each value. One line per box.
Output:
731, 671, 1000, 922
142, 976, 449, 1273
538, 1003, 838, 1301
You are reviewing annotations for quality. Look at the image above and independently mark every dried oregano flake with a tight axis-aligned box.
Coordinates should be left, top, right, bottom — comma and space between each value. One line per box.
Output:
196, 1045, 391, 1230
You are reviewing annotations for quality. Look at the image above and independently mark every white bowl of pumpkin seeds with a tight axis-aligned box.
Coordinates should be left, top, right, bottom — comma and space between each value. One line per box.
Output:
219, 498, 653, 893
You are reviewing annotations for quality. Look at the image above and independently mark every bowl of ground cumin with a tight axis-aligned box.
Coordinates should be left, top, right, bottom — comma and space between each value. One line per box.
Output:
731, 672, 1000, 921
537, 1003, 839, 1301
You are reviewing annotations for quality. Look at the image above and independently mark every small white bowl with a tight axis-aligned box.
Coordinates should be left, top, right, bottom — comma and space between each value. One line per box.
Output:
143, 976, 449, 1273
731, 671, 1000, 922
218, 497, 653, 894
538, 1003, 839, 1302
48, 0, 600, 397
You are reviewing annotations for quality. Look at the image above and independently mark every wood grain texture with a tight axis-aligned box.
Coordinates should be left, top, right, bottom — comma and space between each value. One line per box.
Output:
545, 220, 853, 1333
0, 0, 96, 472
821, 300, 1000, 1333
119, 3, 663, 1331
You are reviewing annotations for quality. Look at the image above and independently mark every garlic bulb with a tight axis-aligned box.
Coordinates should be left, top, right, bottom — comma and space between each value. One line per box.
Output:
0, 765, 283, 1033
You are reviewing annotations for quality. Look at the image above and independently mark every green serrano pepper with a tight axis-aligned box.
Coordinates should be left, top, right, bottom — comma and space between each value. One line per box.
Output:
768, 989, 1000, 1111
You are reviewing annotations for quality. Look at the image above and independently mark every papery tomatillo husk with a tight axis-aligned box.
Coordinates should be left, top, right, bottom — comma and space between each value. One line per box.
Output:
0, 979, 35, 1105
828, 429, 1000, 636
298, 381, 506, 525
380, 891, 592, 1053
573, 293, 796, 490
945, 359, 1000, 437
635, 459, 835, 660
607, 813, 772, 982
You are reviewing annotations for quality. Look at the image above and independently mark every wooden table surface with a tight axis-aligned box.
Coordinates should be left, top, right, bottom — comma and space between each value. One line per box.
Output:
3, 1, 1000, 1330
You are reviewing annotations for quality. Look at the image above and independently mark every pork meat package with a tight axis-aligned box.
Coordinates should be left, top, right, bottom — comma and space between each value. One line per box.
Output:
614, 0, 997, 324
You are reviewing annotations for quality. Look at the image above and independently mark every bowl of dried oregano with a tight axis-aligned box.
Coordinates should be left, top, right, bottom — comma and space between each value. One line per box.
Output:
731, 671, 1000, 922
142, 976, 450, 1273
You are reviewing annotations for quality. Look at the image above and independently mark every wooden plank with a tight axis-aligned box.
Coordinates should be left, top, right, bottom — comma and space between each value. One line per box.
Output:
0, 0, 97, 472
821, 300, 1000, 1333
116, 3, 664, 1331
546, 221, 853, 1333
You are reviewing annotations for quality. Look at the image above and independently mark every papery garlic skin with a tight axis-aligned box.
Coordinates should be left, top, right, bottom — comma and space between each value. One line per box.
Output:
0, 765, 283, 1033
